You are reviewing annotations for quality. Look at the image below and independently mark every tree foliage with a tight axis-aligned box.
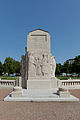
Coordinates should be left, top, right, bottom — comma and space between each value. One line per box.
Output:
0, 61, 3, 75
3, 57, 20, 75
56, 55, 80, 75
56, 63, 62, 75
71, 55, 80, 74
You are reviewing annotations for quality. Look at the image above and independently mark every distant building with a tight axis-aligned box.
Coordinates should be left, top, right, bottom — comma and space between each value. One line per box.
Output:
60, 73, 67, 77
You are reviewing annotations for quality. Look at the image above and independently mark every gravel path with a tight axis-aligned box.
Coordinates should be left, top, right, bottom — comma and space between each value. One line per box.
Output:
0, 89, 80, 120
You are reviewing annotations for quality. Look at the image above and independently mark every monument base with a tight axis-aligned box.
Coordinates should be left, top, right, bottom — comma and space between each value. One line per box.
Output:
4, 89, 79, 102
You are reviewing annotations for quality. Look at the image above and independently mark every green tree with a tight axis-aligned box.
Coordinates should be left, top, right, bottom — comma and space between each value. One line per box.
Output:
15, 61, 20, 73
56, 63, 62, 75
3, 57, 20, 75
0, 61, 3, 75
71, 55, 80, 74
61, 62, 70, 74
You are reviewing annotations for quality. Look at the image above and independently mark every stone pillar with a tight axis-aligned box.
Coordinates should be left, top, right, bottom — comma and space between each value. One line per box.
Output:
18, 77, 22, 87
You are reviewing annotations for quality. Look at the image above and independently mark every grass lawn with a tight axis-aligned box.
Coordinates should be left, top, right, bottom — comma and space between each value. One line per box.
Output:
0, 76, 80, 80
0, 76, 18, 80
57, 76, 80, 80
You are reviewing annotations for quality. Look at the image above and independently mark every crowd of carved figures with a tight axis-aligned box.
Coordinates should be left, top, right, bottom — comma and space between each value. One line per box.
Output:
28, 52, 49, 77
28, 52, 56, 77
21, 52, 56, 78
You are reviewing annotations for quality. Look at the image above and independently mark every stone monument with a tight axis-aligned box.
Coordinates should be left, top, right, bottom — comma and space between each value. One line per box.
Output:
21, 29, 58, 89
4, 29, 79, 102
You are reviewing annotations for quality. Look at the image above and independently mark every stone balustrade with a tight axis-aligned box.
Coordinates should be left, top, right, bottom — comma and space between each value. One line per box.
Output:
0, 77, 22, 88
0, 80, 16, 88
0, 77, 80, 89
60, 79, 80, 89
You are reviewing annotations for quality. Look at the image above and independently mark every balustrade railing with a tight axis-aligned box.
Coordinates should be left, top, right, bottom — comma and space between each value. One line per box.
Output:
0, 77, 22, 88
1, 77, 80, 89
60, 79, 80, 89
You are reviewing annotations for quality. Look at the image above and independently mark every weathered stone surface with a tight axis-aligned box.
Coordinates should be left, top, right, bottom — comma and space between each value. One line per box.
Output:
11, 87, 22, 97
57, 88, 70, 98
27, 30, 51, 80
50, 56, 56, 77
11, 91, 22, 97
13, 86, 22, 92
27, 80, 51, 89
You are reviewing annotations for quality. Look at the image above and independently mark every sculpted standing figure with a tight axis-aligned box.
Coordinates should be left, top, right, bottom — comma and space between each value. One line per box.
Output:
36, 57, 42, 76
29, 53, 36, 77
51, 56, 56, 77
41, 53, 49, 77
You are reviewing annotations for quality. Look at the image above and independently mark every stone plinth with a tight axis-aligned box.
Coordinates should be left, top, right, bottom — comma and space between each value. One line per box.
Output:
27, 79, 51, 89
11, 87, 22, 97
4, 89, 79, 101
58, 88, 70, 98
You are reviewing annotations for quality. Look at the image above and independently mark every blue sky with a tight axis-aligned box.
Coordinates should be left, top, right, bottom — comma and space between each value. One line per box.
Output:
0, 0, 80, 64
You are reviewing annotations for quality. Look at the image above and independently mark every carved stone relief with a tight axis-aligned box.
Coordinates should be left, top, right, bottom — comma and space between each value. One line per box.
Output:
50, 56, 56, 77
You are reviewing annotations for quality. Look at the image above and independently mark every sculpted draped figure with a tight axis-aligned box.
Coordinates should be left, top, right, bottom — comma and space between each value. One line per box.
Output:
35, 57, 42, 76
41, 53, 49, 77
51, 56, 56, 77
28, 53, 36, 77
29, 53, 50, 77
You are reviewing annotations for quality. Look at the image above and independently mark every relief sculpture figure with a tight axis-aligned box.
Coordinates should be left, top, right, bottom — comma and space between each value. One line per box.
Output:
29, 53, 36, 77
41, 53, 49, 77
51, 56, 56, 77
35, 57, 42, 76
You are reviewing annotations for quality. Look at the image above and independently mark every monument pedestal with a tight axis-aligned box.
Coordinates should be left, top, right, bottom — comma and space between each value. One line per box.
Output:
27, 77, 59, 90
51, 77, 59, 89
27, 79, 51, 89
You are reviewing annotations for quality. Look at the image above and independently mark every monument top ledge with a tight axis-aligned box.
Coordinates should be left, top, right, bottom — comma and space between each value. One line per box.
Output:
27, 29, 51, 53
29, 28, 49, 33
27, 29, 50, 39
